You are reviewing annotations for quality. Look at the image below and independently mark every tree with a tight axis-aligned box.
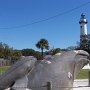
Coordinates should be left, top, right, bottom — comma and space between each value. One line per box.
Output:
46, 48, 61, 55
34, 51, 42, 60
0, 42, 22, 60
0, 42, 11, 59
53, 48, 61, 55
11, 50, 22, 60
36, 38, 49, 59
21, 49, 35, 56
0, 42, 4, 58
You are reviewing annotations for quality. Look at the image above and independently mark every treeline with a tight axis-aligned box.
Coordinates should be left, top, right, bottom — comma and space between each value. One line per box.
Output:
1, 37, 90, 61
2, 37, 87, 61
0, 42, 22, 60
0, 42, 43, 60
0, 42, 61, 61
21, 49, 42, 60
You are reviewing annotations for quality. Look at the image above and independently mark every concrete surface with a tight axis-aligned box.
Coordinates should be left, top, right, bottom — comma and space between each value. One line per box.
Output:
73, 79, 90, 90
1, 50, 90, 90
5, 79, 90, 90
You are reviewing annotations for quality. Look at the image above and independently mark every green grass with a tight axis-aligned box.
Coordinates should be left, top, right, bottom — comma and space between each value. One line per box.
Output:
76, 69, 90, 79
0, 66, 10, 74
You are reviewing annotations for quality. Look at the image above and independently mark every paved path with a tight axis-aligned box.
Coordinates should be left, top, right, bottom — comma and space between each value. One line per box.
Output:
73, 79, 90, 90
5, 79, 90, 90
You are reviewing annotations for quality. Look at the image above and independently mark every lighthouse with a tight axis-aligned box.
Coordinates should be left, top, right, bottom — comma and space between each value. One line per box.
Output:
79, 13, 88, 35
79, 13, 90, 50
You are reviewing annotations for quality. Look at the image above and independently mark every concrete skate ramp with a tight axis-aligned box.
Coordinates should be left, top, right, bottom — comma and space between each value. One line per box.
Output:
0, 50, 89, 90
0, 57, 36, 90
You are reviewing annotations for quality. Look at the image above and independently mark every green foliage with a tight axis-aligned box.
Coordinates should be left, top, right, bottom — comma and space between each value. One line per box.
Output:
53, 48, 61, 55
34, 51, 42, 60
21, 49, 42, 60
21, 49, 35, 56
77, 35, 90, 54
36, 38, 49, 59
36, 38, 49, 50
45, 48, 61, 55
0, 66, 10, 74
0, 42, 22, 60
76, 69, 90, 79
0, 42, 11, 59
11, 50, 22, 60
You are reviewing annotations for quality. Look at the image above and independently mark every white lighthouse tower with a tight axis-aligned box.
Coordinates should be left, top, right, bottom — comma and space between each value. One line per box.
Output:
79, 13, 90, 50
79, 13, 88, 35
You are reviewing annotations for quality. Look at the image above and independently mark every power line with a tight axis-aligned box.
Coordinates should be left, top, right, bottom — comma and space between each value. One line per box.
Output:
0, 1, 90, 29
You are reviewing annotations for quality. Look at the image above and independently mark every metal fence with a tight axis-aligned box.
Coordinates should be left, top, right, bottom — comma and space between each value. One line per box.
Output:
0, 59, 11, 66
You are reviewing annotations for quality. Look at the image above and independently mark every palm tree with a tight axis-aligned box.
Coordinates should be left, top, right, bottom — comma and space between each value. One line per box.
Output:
36, 38, 49, 59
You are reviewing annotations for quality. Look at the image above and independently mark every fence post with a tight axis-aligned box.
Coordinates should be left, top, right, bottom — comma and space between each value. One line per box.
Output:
89, 71, 90, 86
47, 82, 52, 90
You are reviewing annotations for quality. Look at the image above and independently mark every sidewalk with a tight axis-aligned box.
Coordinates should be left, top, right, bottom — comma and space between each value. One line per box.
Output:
73, 79, 90, 90
5, 79, 90, 90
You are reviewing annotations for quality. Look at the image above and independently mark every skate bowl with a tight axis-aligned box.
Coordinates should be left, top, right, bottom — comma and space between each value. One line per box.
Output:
0, 50, 90, 90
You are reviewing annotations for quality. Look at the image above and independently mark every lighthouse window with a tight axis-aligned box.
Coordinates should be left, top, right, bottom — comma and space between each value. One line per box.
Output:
81, 26, 82, 28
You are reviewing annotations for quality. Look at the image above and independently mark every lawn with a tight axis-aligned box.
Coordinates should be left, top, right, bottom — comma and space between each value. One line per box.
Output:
76, 69, 90, 79
0, 66, 10, 75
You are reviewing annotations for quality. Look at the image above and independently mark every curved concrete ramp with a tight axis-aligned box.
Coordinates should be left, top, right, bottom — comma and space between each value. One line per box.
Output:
0, 57, 36, 90
0, 50, 90, 90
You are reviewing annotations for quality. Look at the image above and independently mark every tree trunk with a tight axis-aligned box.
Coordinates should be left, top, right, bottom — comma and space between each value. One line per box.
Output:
41, 48, 43, 60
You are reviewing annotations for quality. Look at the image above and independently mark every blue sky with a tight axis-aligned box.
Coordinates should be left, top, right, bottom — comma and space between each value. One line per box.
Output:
0, 0, 90, 50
